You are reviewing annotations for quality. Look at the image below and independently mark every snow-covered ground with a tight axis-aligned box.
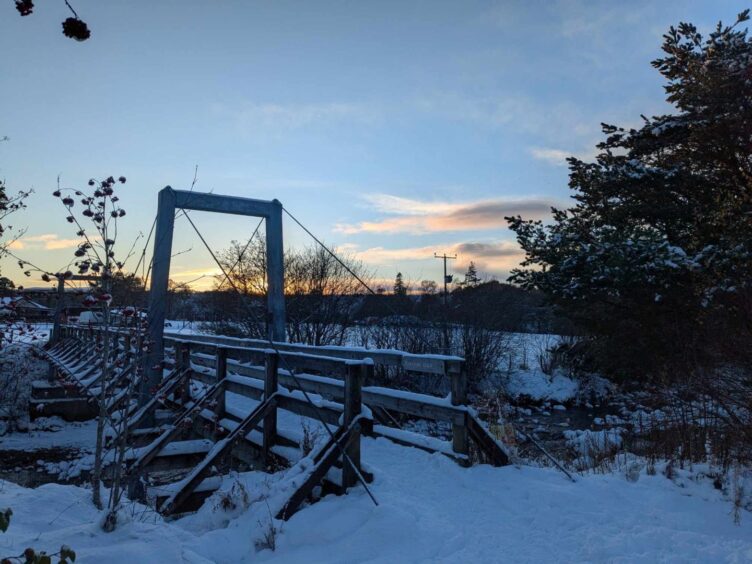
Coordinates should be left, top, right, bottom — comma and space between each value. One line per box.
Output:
0, 417, 95, 451
1, 436, 751, 563
2, 327, 750, 562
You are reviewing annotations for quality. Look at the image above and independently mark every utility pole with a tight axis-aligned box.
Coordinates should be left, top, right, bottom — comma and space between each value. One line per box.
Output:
434, 252, 456, 356
434, 252, 457, 305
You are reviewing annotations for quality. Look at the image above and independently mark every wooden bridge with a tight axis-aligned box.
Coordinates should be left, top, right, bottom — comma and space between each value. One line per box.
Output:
35, 325, 509, 519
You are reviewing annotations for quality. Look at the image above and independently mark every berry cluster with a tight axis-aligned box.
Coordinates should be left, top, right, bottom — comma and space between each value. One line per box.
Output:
52, 175, 128, 281
13, 0, 92, 42
62, 16, 90, 41
14, 0, 33, 16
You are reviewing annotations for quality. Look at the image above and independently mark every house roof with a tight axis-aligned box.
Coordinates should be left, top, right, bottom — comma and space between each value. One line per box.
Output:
0, 296, 51, 310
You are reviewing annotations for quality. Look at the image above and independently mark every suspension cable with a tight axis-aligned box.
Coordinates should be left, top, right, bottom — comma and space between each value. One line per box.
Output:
133, 216, 157, 283
282, 207, 380, 297
283, 206, 412, 326
215, 217, 264, 291
180, 209, 378, 507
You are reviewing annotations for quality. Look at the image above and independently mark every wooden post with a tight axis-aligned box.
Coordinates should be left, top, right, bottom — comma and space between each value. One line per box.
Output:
214, 347, 227, 414
450, 362, 469, 459
136, 331, 143, 356
112, 331, 120, 359
50, 276, 65, 346
266, 200, 286, 343
342, 362, 364, 490
144, 188, 288, 401
263, 351, 279, 457
47, 277, 67, 382
124, 333, 132, 363
177, 341, 191, 405
144, 187, 177, 406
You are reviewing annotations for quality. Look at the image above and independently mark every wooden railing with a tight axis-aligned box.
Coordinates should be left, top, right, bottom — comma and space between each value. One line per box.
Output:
162, 332, 471, 460
58, 325, 508, 466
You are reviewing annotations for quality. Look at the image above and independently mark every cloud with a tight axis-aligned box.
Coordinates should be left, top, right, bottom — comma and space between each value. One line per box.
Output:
529, 145, 600, 166
9, 234, 80, 250
529, 147, 572, 166
362, 194, 460, 216
416, 93, 544, 132
555, 0, 652, 40
214, 101, 376, 131
454, 241, 522, 258
415, 92, 602, 146
346, 240, 525, 279
335, 194, 557, 235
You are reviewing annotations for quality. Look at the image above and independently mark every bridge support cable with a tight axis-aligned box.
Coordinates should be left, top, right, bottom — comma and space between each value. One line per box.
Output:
180, 209, 379, 508
282, 207, 381, 298
214, 217, 264, 291
282, 206, 416, 326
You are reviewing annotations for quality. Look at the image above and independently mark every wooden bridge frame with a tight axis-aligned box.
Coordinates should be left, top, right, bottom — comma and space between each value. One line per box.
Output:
48, 324, 510, 518
145, 187, 286, 400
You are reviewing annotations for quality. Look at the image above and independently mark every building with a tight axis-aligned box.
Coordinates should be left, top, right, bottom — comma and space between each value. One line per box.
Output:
0, 296, 53, 321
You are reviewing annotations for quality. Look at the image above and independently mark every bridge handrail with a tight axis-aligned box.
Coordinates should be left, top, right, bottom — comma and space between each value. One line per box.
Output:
162, 330, 464, 376
60, 323, 471, 459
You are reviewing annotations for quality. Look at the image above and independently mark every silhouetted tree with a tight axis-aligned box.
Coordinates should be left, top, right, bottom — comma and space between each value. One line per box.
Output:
462, 262, 480, 287
420, 280, 437, 295
393, 272, 407, 296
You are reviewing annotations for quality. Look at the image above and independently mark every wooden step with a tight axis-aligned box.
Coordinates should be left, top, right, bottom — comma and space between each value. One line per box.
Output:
159, 395, 277, 516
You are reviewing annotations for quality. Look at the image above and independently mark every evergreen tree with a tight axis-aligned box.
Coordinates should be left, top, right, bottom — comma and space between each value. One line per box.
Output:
0, 277, 15, 293
463, 262, 480, 287
393, 272, 407, 296
507, 11, 752, 378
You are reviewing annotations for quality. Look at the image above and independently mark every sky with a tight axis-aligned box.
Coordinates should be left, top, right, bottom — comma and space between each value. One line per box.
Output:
0, 0, 746, 291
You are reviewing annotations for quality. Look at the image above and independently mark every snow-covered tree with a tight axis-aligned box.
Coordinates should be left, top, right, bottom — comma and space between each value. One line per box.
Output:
507, 11, 752, 377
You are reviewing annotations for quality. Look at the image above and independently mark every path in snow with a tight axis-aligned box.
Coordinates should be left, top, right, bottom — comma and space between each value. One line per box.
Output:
1, 437, 750, 563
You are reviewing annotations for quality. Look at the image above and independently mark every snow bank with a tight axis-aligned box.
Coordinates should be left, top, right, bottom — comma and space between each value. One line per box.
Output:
0, 481, 194, 563
564, 428, 624, 469
2, 438, 751, 563
504, 371, 579, 403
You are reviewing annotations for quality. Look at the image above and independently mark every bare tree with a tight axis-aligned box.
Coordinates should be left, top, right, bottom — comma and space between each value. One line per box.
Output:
212, 237, 369, 345
285, 245, 368, 346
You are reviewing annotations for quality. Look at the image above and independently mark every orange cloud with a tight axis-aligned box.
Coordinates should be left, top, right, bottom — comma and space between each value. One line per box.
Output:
344, 240, 525, 277
168, 267, 223, 290
335, 194, 557, 234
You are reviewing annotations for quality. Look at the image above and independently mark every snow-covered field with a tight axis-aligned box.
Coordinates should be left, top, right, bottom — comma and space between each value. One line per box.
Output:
1, 437, 750, 563
2, 327, 750, 562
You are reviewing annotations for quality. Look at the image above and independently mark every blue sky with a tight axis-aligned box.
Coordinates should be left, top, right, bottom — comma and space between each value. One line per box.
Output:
0, 0, 745, 290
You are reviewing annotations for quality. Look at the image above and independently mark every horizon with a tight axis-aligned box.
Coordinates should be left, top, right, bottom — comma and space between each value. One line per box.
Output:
1, 1, 745, 291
